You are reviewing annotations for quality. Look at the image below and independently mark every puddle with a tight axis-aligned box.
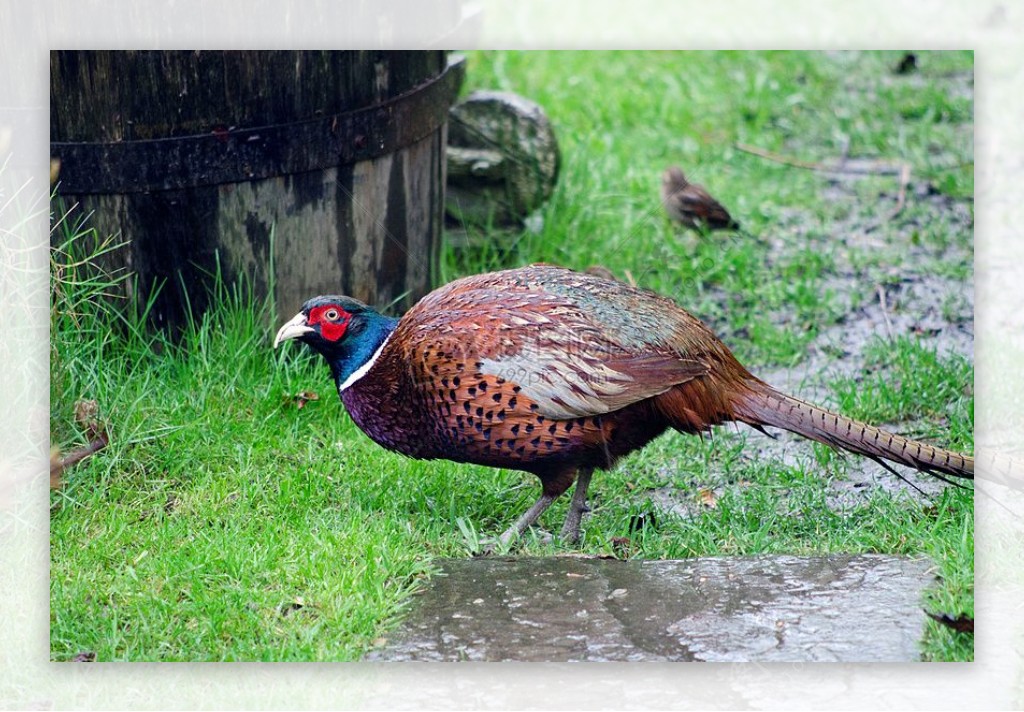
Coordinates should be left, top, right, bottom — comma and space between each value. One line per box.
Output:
366, 554, 933, 662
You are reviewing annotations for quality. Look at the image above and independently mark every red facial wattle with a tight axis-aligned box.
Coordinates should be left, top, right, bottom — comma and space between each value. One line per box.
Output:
308, 305, 352, 342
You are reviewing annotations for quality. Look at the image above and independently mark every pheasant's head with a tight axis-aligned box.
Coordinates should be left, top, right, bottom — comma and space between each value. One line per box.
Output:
274, 296, 398, 391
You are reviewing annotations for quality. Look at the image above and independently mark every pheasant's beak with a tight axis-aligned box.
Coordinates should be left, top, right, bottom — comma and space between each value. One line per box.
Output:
274, 312, 313, 348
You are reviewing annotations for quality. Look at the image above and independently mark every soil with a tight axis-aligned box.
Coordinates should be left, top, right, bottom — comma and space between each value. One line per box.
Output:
650, 172, 974, 518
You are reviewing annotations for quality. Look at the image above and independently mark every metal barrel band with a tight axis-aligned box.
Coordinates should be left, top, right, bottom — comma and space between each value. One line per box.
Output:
52, 55, 466, 195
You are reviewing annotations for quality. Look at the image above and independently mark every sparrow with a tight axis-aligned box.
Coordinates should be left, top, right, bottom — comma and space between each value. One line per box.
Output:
584, 265, 637, 287
583, 265, 617, 281
660, 166, 740, 232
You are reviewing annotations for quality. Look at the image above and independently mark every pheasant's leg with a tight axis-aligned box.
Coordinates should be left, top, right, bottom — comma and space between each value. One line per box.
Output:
495, 492, 558, 549
558, 467, 594, 544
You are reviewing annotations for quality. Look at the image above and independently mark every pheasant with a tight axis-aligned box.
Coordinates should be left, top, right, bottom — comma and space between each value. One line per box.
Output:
275, 264, 973, 548
661, 166, 740, 231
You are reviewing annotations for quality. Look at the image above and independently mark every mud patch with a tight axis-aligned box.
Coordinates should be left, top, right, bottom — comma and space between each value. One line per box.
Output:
659, 166, 974, 516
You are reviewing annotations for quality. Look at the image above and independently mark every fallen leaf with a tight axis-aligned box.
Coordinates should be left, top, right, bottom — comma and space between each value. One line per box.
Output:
74, 399, 108, 441
698, 488, 718, 508
285, 391, 320, 409
74, 399, 99, 427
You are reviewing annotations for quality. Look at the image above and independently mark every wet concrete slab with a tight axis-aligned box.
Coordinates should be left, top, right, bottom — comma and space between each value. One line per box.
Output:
366, 554, 935, 662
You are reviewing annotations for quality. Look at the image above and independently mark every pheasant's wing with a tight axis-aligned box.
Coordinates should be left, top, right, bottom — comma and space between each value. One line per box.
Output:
396, 282, 710, 420
478, 340, 707, 419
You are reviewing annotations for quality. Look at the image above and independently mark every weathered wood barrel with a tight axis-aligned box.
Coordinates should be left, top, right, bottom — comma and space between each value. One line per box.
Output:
50, 50, 464, 329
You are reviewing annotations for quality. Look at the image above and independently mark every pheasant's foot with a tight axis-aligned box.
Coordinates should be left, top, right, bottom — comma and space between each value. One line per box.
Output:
493, 492, 557, 550
558, 468, 594, 545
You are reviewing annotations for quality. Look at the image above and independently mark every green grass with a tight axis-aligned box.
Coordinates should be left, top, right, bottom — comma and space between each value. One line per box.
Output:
51, 50, 973, 662
832, 336, 974, 446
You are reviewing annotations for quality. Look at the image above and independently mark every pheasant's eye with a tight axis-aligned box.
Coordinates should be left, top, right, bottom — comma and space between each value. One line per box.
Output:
309, 304, 351, 342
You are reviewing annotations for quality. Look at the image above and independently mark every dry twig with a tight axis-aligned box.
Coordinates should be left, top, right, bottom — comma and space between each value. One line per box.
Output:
50, 400, 109, 490
736, 142, 909, 177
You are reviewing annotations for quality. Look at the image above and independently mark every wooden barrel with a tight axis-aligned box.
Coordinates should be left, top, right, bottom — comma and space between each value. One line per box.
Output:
50, 50, 464, 329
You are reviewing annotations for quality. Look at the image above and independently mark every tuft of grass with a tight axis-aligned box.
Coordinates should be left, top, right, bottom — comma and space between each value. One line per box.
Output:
50, 215, 445, 661
831, 336, 974, 450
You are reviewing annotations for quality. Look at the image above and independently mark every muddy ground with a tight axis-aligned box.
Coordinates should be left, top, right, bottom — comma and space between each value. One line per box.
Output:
650, 170, 974, 518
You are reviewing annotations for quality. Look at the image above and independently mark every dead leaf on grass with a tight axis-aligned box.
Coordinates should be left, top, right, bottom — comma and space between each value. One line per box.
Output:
285, 391, 320, 409
610, 536, 633, 559
698, 488, 719, 509
74, 399, 99, 429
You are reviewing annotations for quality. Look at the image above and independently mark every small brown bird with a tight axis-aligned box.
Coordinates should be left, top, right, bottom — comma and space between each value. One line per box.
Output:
583, 265, 617, 281
584, 264, 636, 287
661, 166, 739, 231
276, 264, 972, 550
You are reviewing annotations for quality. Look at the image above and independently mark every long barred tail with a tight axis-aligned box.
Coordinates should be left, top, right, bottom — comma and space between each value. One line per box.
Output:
732, 383, 973, 481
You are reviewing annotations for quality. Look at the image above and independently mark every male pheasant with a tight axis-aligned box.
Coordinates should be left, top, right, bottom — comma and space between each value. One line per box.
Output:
275, 264, 973, 548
